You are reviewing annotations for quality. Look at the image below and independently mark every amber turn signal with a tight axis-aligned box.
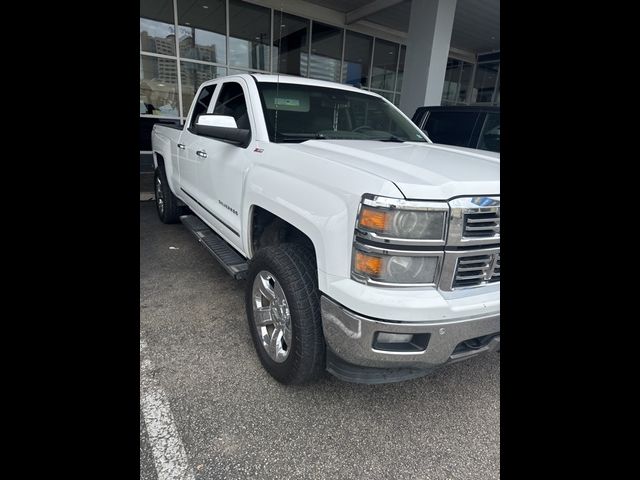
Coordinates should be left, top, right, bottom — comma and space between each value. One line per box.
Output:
358, 206, 388, 232
354, 251, 383, 277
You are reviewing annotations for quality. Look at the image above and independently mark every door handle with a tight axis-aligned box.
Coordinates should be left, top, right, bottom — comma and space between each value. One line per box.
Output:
177, 143, 186, 150
196, 150, 207, 158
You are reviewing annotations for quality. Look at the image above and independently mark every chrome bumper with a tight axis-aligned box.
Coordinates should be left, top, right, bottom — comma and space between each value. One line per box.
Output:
321, 296, 500, 370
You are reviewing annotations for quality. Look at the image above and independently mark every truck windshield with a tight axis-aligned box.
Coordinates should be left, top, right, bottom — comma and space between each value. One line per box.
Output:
256, 82, 428, 143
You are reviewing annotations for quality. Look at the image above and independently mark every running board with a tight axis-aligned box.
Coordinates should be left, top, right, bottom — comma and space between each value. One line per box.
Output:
180, 215, 248, 279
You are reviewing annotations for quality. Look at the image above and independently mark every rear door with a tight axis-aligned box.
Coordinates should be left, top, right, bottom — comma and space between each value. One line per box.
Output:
177, 83, 219, 197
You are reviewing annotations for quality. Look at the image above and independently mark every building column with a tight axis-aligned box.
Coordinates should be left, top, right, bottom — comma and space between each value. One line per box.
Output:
399, 0, 457, 115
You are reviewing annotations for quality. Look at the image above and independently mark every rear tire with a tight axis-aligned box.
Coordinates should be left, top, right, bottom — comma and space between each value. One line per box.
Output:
245, 244, 325, 384
154, 166, 181, 224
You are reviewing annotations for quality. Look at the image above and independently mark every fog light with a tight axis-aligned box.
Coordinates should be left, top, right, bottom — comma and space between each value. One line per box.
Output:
376, 333, 414, 343
373, 332, 430, 352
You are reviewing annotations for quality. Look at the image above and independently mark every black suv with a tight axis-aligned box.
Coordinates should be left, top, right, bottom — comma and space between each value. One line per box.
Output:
411, 105, 500, 153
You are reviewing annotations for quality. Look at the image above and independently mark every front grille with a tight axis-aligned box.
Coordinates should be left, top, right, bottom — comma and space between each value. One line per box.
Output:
453, 253, 500, 288
463, 211, 500, 237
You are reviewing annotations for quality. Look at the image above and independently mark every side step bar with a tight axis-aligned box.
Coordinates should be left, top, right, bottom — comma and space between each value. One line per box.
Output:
180, 215, 248, 279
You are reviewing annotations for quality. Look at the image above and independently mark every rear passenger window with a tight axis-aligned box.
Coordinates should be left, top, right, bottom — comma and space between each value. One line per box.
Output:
423, 112, 479, 148
213, 82, 251, 131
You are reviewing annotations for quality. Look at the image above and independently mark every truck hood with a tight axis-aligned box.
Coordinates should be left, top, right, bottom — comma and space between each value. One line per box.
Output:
282, 140, 500, 199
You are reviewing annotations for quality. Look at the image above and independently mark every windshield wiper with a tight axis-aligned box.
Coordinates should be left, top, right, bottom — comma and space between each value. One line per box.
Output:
378, 135, 405, 143
275, 132, 327, 142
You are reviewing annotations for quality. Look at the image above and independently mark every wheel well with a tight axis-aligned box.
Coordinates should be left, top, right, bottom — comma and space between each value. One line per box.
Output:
154, 152, 165, 169
251, 206, 316, 261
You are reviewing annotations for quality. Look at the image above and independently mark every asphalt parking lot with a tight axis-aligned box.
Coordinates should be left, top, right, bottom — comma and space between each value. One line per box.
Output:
140, 201, 500, 480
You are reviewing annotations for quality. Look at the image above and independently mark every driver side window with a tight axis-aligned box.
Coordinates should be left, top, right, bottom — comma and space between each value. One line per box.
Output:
189, 84, 217, 129
213, 82, 251, 131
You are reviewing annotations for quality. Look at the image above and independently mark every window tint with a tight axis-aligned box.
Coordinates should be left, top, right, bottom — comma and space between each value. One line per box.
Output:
189, 84, 218, 128
213, 82, 251, 130
423, 112, 479, 148
477, 113, 500, 152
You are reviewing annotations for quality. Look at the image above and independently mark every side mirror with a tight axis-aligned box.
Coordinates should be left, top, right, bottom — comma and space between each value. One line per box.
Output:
194, 114, 251, 148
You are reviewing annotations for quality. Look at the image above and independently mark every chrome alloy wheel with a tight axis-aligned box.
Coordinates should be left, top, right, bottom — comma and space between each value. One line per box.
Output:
155, 174, 165, 215
252, 270, 292, 363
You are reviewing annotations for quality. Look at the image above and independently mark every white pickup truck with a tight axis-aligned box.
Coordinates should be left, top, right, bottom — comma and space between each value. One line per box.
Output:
151, 74, 500, 385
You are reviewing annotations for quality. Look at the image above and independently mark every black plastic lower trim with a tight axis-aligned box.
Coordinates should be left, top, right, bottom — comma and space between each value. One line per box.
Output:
325, 348, 435, 385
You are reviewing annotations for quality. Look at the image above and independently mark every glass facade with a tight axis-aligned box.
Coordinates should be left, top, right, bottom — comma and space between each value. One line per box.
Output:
140, 0, 499, 148
442, 52, 500, 106
140, 0, 407, 130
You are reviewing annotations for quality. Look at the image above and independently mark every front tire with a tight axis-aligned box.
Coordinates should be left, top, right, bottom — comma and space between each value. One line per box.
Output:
245, 244, 325, 384
154, 167, 181, 224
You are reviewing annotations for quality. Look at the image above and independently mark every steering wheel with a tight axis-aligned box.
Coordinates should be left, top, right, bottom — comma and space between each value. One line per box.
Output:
353, 125, 374, 133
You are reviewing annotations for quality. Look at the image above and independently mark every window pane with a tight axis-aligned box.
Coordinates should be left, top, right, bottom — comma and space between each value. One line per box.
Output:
372, 90, 394, 102
442, 59, 461, 104
396, 45, 406, 92
181, 62, 226, 117
393, 94, 400, 107
140, 56, 180, 117
342, 31, 372, 87
477, 113, 500, 152
478, 52, 500, 62
228, 68, 259, 75
370, 39, 398, 90
188, 83, 218, 127
256, 83, 426, 143
228, 0, 270, 70
308, 22, 342, 82
473, 61, 499, 103
213, 82, 251, 130
177, 0, 226, 64
140, 0, 175, 56
457, 61, 474, 103
273, 13, 309, 76
424, 112, 479, 148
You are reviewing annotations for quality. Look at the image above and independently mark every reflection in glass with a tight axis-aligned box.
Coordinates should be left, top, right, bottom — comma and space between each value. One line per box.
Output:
370, 39, 399, 90
342, 31, 372, 88
442, 58, 475, 105
180, 62, 226, 116
273, 13, 309, 76
473, 61, 499, 103
396, 46, 406, 92
393, 94, 401, 107
442, 59, 462, 103
228, 0, 270, 70
372, 90, 394, 102
140, 56, 180, 117
177, 0, 226, 64
140, 0, 176, 55
458, 61, 474, 103
309, 22, 343, 82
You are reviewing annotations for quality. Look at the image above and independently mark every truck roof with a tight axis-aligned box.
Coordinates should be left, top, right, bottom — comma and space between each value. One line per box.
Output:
212, 73, 380, 97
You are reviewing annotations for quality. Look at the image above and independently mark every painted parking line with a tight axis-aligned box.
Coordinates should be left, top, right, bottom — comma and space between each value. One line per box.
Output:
140, 338, 195, 480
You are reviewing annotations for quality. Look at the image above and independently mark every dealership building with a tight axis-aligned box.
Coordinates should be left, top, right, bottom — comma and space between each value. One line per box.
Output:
140, 0, 499, 187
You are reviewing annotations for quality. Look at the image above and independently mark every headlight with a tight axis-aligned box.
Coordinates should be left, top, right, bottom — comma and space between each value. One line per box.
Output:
352, 247, 441, 285
357, 196, 448, 242
352, 195, 447, 286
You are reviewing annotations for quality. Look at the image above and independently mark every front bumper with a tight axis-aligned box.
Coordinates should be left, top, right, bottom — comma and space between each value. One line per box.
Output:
321, 295, 500, 382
